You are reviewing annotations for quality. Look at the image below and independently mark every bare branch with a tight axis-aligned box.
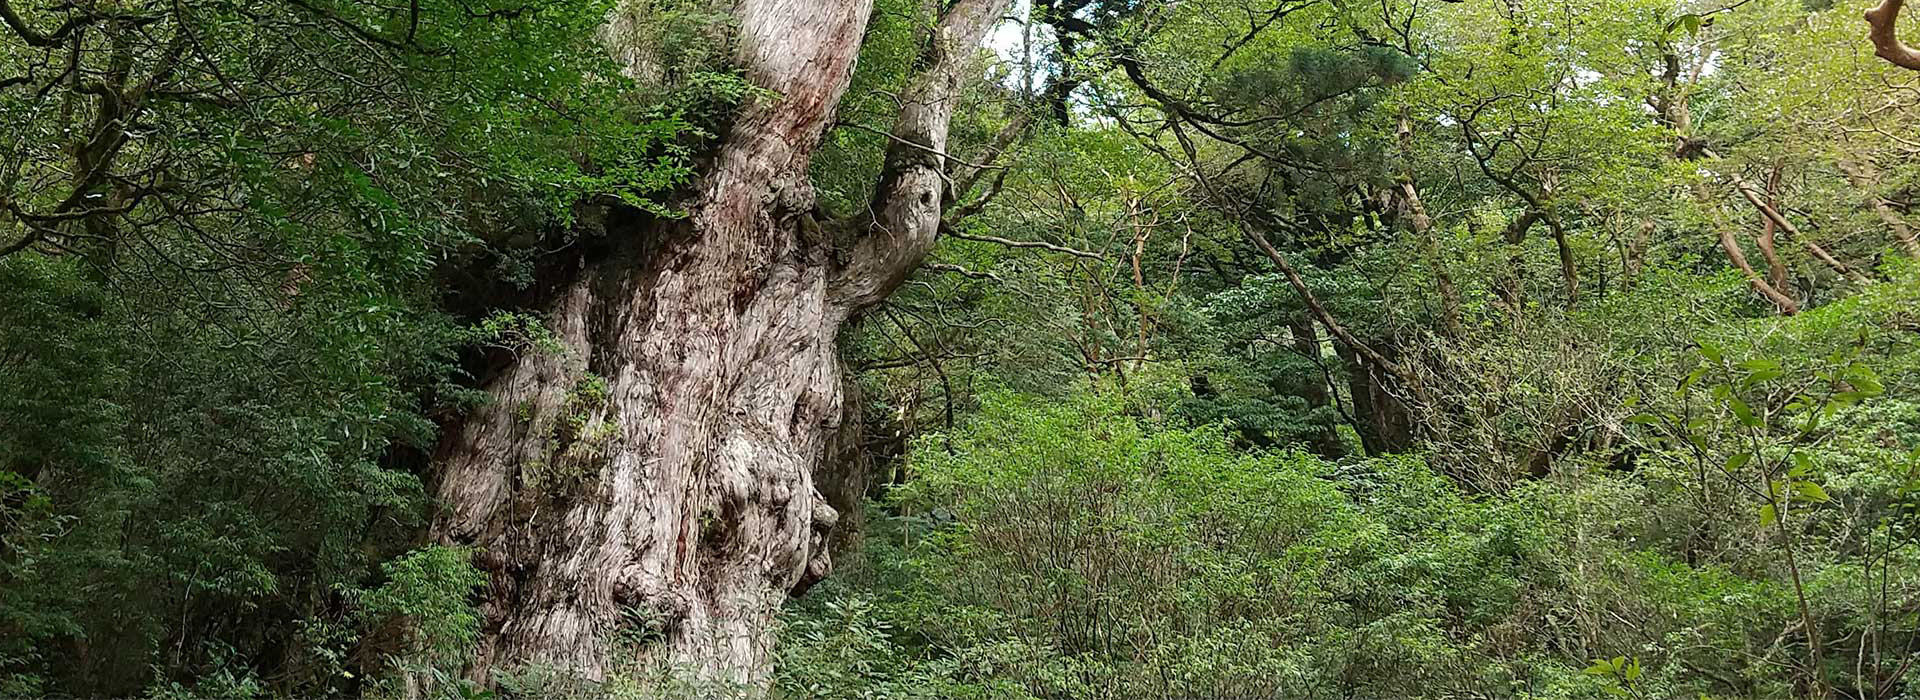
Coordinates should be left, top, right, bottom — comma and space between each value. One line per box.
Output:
1714, 217, 1801, 315
923, 261, 1003, 281
943, 227, 1102, 259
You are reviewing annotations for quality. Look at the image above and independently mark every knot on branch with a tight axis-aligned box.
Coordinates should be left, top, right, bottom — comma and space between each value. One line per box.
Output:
791, 496, 838, 596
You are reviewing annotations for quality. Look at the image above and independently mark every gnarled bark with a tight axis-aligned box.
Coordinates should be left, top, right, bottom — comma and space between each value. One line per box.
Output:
428, 0, 1007, 686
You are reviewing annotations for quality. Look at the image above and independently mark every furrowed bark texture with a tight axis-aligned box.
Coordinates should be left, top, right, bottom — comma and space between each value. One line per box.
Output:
428, 0, 1009, 686
430, 0, 872, 683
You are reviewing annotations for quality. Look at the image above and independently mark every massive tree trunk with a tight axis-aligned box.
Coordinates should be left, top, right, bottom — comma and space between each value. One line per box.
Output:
425, 0, 1006, 686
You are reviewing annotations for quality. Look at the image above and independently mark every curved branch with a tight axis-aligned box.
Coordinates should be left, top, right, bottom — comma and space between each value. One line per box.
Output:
1866, 0, 1920, 71
923, 261, 1003, 282
1165, 120, 1430, 404
1716, 222, 1800, 315
830, 0, 1013, 310
1731, 176, 1873, 284
0, 0, 94, 47
0, 229, 43, 257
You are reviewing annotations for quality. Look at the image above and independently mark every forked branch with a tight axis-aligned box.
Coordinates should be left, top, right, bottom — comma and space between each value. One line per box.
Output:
1866, 0, 1920, 71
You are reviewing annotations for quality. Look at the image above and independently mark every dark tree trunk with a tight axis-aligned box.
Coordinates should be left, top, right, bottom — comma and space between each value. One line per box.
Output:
1337, 339, 1415, 456
1286, 312, 1346, 458
426, 0, 1008, 686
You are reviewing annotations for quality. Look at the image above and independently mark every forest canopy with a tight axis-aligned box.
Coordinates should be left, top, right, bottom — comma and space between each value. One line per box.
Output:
4, 0, 1920, 697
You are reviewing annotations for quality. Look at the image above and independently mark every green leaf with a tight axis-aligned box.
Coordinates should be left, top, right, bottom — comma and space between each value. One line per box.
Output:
1697, 341, 1724, 364
1729, 398, 1761, 428
1742, 368, 1783, 388
1759, 503, 1777, 527
1791, 481, 1830, 503
1846, 366, 1885, 396
1789, 452, 1814, 478
1680, 366, 1710, 394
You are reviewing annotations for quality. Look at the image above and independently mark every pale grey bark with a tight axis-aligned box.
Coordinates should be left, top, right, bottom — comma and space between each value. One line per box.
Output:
429, 0, 1010, 687
835, 0, 1014, 309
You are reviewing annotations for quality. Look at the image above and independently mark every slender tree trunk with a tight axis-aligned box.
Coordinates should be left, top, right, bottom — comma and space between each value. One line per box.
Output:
1287, 312, 1346, 458
427, 0, 1007, 685
1625, 219, 1651, 284
1395, 114, 1463, 337
1756, 167, 1791, 290
1546, 215, 1580, 308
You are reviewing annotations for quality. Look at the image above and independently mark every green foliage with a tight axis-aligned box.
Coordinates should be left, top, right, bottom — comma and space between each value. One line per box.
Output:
780, 380, 1920, 698
7, 0, 1920, 693
353, 546, 489, 697
0, 0, 715, 691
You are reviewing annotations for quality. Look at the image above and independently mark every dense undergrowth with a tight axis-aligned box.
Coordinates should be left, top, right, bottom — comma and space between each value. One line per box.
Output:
774, 270, 1920, 699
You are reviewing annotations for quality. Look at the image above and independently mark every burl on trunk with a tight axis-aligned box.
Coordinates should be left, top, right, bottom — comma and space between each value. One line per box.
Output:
428, 0, 1010, 686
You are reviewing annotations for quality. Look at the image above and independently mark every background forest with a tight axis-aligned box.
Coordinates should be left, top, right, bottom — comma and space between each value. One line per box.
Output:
6, 0, 1920, 697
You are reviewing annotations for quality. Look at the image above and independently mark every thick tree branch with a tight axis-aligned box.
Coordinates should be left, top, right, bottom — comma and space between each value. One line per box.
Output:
831, 0, 1014, 310
1732, 175, 1872, 284
1866, 0, 1920, 71
0, 0, 94, 46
